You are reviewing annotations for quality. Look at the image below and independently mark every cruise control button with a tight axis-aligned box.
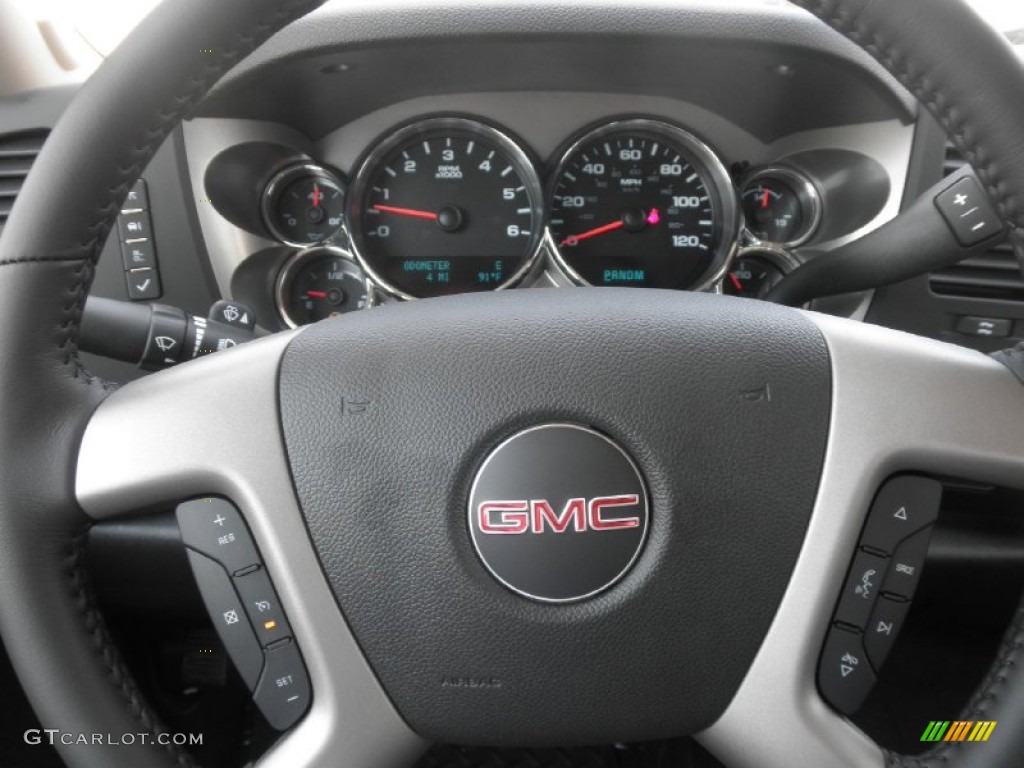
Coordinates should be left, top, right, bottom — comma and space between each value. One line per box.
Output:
834, 549, 888, 630
882, 526, 932, 600
860, 476, 941, 554
864, 595, 911, 672
177, 498, 260, 575
818, 624, 876, 715
253, 640, 311, 731
234, 567, 292, 647
185, 549, 264, 690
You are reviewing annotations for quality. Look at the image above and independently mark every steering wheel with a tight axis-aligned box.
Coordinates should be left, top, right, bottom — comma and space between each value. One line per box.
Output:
2, 0, 1024, 767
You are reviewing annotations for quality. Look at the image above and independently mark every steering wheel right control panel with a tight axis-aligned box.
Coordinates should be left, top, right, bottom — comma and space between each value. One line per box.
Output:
818, 475, 942, 714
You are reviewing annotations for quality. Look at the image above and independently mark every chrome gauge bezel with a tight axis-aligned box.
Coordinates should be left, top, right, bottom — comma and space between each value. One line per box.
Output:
275, 245, 376, 329
722, 244, 803, 302
739, 165, 823, 249
346, 116, 546, 301
732, 243, 802, 275
261, 163, 348, 248
544, 118, 741, 293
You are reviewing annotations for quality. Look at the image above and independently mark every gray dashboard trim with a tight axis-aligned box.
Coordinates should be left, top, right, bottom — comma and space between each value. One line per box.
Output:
202, 0, 916, 137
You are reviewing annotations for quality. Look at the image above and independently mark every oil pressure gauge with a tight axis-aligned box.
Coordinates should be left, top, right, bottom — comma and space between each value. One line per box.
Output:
276, 247, 375, 328
263, 164, 346, 246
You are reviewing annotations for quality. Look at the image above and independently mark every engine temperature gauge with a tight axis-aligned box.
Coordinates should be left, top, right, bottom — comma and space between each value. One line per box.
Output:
276, 247, 375, 328
740, 167, 821, 247
263, 164, 346, 246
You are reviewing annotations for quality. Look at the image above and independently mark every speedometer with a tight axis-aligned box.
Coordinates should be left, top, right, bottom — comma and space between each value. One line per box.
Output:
547, 119, 739, 291
348, 117, 544, 299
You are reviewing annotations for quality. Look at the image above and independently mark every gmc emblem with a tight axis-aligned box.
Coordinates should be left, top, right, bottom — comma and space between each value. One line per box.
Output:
476, 495, 641, 535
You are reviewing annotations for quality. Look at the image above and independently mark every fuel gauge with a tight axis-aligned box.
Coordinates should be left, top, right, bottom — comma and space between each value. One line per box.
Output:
276, 247, 375, 328
740, 167, 821, 247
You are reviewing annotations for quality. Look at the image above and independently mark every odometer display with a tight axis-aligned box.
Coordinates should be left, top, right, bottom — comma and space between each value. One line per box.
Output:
349, 118, 543, 299
548, 120, 738, 290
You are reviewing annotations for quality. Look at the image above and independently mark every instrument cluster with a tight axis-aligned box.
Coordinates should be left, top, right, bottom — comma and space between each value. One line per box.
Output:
239, 115, 829, 325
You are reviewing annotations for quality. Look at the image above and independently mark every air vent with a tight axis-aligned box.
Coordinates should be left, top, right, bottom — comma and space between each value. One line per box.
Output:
930, 242, 1024, 300
0, 130, 49, 232
929, 141, 1016, 299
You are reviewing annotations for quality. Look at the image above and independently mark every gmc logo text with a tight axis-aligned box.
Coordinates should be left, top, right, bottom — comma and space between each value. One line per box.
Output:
476, 495, 641, 535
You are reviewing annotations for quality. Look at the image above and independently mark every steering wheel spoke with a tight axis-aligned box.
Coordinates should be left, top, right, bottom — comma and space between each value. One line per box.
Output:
76, 332, 426, 768
701, 312, 1024, 767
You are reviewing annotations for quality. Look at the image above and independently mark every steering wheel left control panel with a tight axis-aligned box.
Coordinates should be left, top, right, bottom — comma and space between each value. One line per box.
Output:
176, 498, 310, 730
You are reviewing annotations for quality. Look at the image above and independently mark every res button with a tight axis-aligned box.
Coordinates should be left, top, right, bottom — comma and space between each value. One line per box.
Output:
177, 498, 260, 575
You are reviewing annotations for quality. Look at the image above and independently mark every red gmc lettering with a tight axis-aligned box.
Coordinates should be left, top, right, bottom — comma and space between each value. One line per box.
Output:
588, 495, 642, 530
477, 501, 529, 534
530, 499, 586, 533
477, 495, 641, 535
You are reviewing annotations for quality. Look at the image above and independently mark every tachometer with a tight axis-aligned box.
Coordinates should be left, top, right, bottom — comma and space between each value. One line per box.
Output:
348, 117, 544, 299
547, 119, 739, 290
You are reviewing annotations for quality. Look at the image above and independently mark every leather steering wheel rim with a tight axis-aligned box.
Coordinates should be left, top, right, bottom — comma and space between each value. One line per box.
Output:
1, 1, 1023, 767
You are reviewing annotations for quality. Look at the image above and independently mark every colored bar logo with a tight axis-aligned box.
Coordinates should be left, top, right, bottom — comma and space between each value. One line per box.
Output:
921, 721, 997, 742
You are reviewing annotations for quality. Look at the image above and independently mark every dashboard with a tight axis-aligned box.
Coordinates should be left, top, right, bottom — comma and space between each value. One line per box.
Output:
187, 94, 908, 330
10, 0, 988, 387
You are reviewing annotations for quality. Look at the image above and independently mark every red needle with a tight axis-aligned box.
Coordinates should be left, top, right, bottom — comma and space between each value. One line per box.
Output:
560, 219, 624, 247
728, 273, 744, 292
760, 189, 770, 210
373, 204, 438, 221
306, 290, 328, 299
561, 207, 661, 247
312, 183, 323, 209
